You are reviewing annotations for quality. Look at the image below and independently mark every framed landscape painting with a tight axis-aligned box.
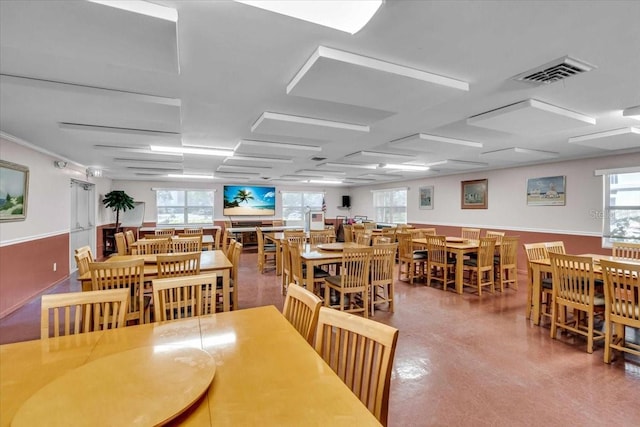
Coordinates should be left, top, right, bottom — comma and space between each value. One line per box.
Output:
419, 186, 434, 209
461, 179, 488, 209
0, 160, 29, 221
527, 176, 566, 206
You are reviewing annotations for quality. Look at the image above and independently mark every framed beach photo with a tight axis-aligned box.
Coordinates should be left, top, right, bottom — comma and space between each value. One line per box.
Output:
526, 176, 566, 206
461, 179, 488, 209
0, 160, 29, 221
419, 186, 434, 209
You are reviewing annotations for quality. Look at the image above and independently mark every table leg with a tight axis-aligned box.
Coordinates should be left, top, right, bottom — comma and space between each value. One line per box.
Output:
275, 240, 282, 276
531, 263, 542, 326
454, 250, 464, 294
222, 268, 231, 312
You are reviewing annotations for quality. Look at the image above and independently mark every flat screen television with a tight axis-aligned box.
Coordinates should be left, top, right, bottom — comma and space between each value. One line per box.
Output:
223, 185, 276, 216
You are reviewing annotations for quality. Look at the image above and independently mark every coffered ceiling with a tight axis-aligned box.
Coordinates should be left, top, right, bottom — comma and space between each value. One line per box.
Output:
1, 1, 639, 186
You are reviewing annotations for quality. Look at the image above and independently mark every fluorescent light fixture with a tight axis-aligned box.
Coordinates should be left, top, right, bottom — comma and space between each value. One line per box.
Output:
87, 0, 178, 22
380, 163, 429, 171
321, 162, 378, 170
297, 169, 346, 176
227, 155, 293, 164
235, 1, 382, 35
623, 105, 640, 121
307, 179, 343, 184
150, 145, 234, 157
167, 174, 215, 179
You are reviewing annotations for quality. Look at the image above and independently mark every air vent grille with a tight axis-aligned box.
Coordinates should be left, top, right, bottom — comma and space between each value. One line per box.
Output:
514, 56, 595, 84
310, 156, 327, 161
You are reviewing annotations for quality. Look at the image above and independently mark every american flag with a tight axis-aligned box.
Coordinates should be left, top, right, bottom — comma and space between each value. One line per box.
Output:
322, 197, 327, 213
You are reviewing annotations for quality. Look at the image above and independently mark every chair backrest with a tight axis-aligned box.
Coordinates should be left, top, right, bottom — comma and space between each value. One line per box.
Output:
225, 238, 237, 260
282, 284, 322, 344
309, 230, 335, 244
75, 245, 91, 255
155, 228, 175, 236
152, 273, 218, 321
371, 243, 397, 285
612, 241, 640, 260
74, 250, 92, 276
355, 231, 372, 246
461, 227, 481, 243
41, 288, 129, 339
600, 259, 640, 324
549, 252, 597, 305
396, 232, 413, 259
172, 236, 202, 253
426, 235, 448, 264
545, 241, 566, 254
343, 225, 353, 243
88, 259, 145, 323
157, 252, 201, 278
133, 238, 170, 255
114, 232, 127, 256
230, 242, 242, 286
182, 228, 203, 235
337, 247, 373, 289
499, 236, 519, 266
285, 231, 306, 247
314, 307, 399, 425
416, 228, 437, 238
213, 228, 222, 250
256, 227, 268, 254
485, 230, 505, 244
523, 242, 549, 263
124, 230, 136, 247
372, 236, 392, 245
477, 237, 497, 268
288, 241, 305, 287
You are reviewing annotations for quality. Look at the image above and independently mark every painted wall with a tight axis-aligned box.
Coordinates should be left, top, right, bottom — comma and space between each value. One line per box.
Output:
349, 153, 640, 236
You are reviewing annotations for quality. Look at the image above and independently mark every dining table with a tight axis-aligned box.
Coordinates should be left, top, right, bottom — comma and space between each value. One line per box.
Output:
79, 250, 234, 312
300, 242, 371, 284
528, 253, 640, 326
130, 234, 216, 251
0, 306, 381, 426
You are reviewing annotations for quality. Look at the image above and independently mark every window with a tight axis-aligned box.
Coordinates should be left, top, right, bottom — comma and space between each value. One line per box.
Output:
601, 170, 640, 246
156, 189, 214, 225
281, 191, 324, 225
372, 188, 407, 224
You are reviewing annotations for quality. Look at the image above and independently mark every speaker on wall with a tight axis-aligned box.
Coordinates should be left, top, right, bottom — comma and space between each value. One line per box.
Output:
342, 195, 351, 208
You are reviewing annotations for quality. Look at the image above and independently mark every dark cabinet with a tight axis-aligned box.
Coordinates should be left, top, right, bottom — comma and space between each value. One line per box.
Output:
103, 227, 117, 257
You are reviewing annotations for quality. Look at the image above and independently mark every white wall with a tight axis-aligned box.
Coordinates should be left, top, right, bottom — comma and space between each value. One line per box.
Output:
0, 136, 112, 244
111, 180, 349, 223
349, 153, 640, 236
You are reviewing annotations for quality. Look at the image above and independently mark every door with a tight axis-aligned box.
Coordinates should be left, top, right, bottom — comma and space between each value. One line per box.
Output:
69, 180, 95, 272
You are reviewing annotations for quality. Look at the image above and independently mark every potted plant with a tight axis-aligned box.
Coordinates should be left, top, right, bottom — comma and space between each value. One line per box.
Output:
102, 190, 135, 231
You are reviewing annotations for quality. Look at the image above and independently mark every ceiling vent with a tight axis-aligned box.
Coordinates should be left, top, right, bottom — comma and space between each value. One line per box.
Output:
513, 56, 596, 85
310, 156, 327, 161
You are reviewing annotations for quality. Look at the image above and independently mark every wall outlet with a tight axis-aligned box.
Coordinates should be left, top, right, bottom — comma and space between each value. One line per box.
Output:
53, 262, 57, 272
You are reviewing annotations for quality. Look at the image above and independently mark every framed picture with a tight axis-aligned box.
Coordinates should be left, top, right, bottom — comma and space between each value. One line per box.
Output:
419, 186, 434, 209
0, 160, 29, 222
461, 179, 488, 209
526, 176, 566, 206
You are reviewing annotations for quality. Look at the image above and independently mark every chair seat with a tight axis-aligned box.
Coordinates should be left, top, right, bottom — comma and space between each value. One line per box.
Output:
463, 258, 478, 267
313, 269, 331, 279
413, 250, 428, 257
412, 253, 427, 260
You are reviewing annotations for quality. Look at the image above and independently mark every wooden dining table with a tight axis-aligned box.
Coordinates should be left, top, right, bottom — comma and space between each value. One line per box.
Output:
300, 243, 371, 283
79, 250, 234, 312
528, 253, 640, 326
0, 306, 381, 426
130, 234, 216, 251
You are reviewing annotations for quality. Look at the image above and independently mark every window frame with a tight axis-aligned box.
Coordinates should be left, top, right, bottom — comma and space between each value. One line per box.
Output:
598, 167, 640, 247
372, 187, 407, 224
281, 191, 324, 226
155, 188, 214, 226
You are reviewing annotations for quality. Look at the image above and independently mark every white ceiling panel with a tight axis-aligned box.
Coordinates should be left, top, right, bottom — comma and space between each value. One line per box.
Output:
479, 147, 559, 162
251, 111, 369, 140
467, 99, 596, 135
426, 160, 488, 170
389, 133, 483, 154
344, 151, 414, 163
568, 127, 640, 150
287, 46, 468, 112
234, 139, 322, 158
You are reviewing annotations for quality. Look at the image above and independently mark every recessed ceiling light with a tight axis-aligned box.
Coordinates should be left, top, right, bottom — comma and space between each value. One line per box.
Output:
167, 174, 214, 179
234, 0, 382, 34
87, 0, 177, 22
150, 145, 234, 157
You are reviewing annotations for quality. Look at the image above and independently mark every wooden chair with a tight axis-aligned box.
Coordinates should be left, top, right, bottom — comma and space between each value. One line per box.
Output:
415, 228, 436, 238
323, 247, 373, 318
495, 236, 519, 292
314, 307, 398, 426
343, 224, 354, 243
549, 253, 605, 354
600, 259, 640, 363
309, 230, 335, 245
114, 232, 127, 256
221, 228, 231, 254
88, 259, 145, 324
282, 283, 322, 344
272, 219, 284, 227
612, 241, 640, 260
545, 241, 566, 254
154, 228, 175, 236
74, 245, 93, 257
181, 227, 203, 235
372, 236, 392, 245
213, 228, 222, 250
225, 241, 243, 311
523, 242, 552, 321
256, 227, 276, 273
370, 243, 397, 315
284, 230, 306, 247
152, 273, 217, 321
40, 288, 129, 339
172, 236, 202, 253
426, 235, 455, 291
396, 232, 426, 284
133, 238, 170, 255
142, 234, 173, 239
156, 252, 201, 278
290, 242, 329, 297
462, 237, 497, 295
485, 230, 505, 244
461, 227, 481, 243
124, 230, 136, 253
74, 250, 92, 276
355, 231, 372, 246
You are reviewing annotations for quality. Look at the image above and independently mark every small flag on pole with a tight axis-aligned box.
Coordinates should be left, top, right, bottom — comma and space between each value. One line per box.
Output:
322, 197, 327, 213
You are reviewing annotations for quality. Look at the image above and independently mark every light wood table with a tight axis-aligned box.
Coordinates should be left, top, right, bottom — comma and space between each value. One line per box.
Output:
79, 251, 234, 312
0, 306, 381, 426
528, 253, 640, 326
300, 243, 370, 283
11, 346, 215, 426
131, 234, 215, 251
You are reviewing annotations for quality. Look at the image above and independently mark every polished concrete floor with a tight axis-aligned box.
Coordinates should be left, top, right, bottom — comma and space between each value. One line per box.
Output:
1, 250, 639, 426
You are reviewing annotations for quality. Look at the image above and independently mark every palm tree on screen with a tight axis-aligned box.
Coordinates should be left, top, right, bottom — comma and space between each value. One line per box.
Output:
234, 189, 254, 205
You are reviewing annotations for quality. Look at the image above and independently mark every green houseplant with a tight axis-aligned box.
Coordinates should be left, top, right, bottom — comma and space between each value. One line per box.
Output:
102, 190, 135, 231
